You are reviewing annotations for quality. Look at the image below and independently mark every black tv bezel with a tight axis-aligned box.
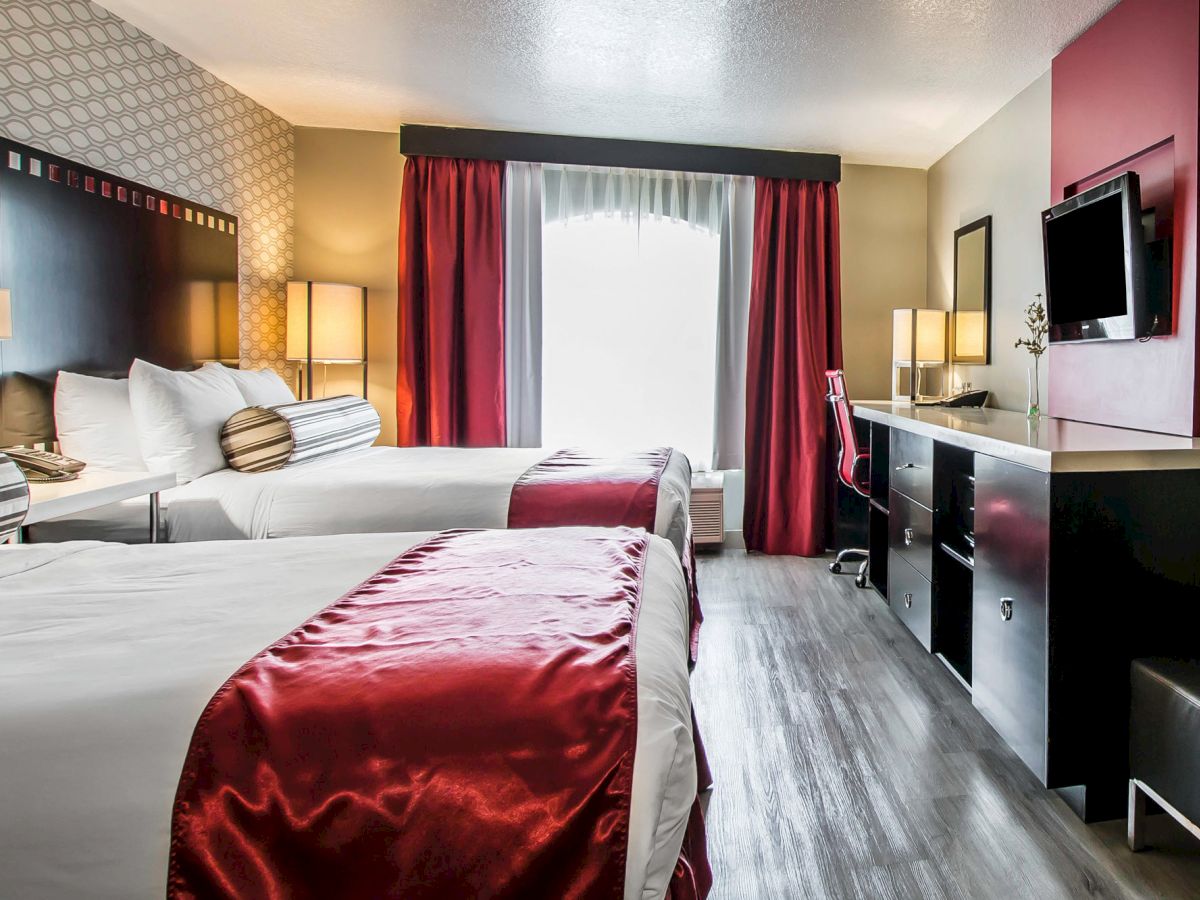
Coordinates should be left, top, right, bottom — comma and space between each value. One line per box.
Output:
1042, 171, 1146, 344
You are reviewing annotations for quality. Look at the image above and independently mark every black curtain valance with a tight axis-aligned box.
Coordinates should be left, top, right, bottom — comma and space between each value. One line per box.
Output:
399, 124, 840, 183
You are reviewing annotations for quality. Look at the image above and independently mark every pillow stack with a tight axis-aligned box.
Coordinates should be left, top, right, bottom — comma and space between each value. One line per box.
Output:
220, 396, 381, 473
51, 360, 376, 483
53, 360, 298, 484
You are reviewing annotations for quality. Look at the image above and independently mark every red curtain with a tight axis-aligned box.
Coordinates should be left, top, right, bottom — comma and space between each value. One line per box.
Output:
397, 156, 505, 446
743, 178, 842, 556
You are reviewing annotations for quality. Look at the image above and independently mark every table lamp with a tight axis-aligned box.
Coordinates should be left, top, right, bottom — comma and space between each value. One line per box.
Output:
286, 281, 368, 400
892, 308, 947, 401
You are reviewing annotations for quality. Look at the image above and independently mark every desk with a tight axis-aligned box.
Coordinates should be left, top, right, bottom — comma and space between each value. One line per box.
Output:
854, 401, 1200, 822
23, 470, 175, 543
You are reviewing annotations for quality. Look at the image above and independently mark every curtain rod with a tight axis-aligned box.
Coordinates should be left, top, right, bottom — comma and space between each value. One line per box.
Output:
399, 125, 841, 183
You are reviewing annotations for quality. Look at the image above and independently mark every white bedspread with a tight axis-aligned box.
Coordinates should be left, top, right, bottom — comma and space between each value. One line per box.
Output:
162, 446, 693, 554
0, 531, 694, 900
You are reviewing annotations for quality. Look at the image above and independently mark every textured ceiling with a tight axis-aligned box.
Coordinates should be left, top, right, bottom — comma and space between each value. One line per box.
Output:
92, 0, 1115, 168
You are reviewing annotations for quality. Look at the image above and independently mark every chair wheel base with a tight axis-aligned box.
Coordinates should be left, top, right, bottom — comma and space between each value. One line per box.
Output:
829, 562, 843, 574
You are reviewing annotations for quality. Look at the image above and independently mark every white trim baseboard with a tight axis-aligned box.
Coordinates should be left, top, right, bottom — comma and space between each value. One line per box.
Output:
722, 529, 745, 549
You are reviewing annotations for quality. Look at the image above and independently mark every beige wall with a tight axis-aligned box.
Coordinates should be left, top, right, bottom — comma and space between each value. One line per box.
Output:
839, 164, 929, 400
294, 127, 403, 443
927, 72, 1051, 412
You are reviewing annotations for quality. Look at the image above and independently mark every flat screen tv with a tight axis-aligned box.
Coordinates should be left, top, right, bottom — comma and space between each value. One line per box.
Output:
1042, 172, 1146, 343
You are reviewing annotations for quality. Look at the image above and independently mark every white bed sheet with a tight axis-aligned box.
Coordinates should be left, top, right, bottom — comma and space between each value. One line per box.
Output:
0, 530, 695, 900
162, 446, 693, 554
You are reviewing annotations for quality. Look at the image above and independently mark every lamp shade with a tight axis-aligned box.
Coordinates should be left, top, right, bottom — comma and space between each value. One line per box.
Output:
286, 281, 365, 363
0, 289, 11, 340
892, 308, 947, 365
954, 309, 987, 358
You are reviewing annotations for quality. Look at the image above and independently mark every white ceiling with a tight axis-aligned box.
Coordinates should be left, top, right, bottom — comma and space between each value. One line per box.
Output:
93, 0, 1115, 168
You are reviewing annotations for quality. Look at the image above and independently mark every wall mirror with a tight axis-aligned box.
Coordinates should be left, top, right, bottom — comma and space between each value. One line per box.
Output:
952, 215, 992, 365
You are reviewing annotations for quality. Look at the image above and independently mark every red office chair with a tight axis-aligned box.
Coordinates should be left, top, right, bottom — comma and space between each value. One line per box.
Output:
826, 369, 870, 588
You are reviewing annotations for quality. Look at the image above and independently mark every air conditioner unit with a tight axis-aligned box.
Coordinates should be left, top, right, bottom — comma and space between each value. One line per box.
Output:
690, 471, 724, 546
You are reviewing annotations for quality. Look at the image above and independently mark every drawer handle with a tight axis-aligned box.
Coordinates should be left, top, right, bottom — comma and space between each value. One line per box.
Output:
895, 463, 918, 471
1000, 598, 1014, 622
903, 527, 914, 547
903, 592, 913, 609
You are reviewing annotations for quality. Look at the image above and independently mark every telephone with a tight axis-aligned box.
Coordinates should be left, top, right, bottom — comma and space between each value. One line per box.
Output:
914, 389, 990, 409
1, 446, 87, 482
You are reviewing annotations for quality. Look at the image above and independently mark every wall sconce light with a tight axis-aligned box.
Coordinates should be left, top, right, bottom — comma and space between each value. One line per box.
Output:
184, 281, 239, 364
286, 281, 368, 400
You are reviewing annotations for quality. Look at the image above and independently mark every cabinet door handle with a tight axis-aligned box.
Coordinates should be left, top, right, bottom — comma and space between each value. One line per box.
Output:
904, 527, 914, 546
895, 463, 917, 471
1000, 598, 1014, 621
903, 592, 914, 609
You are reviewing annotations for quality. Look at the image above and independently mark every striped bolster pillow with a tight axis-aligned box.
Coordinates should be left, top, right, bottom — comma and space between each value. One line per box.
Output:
219, 396, 381, 473
0, 453, 31, 541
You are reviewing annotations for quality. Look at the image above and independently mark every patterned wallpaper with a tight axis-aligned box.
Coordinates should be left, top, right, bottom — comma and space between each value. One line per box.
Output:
0, 0, 294, 372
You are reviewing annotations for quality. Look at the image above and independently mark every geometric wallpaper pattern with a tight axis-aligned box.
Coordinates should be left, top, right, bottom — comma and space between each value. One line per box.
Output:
0, 0, 294, 372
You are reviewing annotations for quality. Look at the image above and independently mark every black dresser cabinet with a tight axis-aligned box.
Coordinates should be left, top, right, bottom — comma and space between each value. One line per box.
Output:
973, 455, 1049, 785
886, 428, 936, 650
866, 410, 1200, 822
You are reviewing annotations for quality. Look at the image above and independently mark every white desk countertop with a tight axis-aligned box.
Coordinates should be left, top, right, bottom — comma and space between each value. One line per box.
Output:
24, 470, 176, 526
853, 401, 1200, 473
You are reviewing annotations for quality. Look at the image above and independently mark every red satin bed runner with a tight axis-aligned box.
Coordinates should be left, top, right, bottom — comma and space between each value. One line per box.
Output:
168, 527, 670, 899
508, 447, 671, 531
509, 447, 703, 663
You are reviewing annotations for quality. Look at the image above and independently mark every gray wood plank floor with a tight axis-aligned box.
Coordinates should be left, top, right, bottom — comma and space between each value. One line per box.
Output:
692, 550, 1200, 900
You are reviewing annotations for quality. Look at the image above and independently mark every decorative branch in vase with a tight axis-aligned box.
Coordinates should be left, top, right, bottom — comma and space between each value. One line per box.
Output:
1015, 294, 1048, 418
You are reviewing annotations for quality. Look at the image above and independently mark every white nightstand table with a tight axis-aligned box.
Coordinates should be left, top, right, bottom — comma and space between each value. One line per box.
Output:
21, 470, 175, 543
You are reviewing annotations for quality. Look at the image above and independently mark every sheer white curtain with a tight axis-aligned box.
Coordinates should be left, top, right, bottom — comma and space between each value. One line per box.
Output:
543, 165, 724, 231
540, 166, 724, 469
712, 175, 755, 469
503, 161, 543, 447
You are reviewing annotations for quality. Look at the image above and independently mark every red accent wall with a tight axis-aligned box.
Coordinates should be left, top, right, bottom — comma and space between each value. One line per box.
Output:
1048, 0, 1199, 435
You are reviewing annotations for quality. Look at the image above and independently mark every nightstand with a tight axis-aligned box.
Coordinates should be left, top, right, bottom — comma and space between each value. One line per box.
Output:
20, 470, 176, 543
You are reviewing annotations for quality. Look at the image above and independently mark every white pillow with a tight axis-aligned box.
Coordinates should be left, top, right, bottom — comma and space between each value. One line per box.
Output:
54, 372, 148, 471
206, 362, 295, 407
128, 359, 246, 484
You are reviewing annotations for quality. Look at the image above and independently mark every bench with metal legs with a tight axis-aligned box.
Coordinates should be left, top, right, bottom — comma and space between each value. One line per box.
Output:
1128, 658, 1200, 852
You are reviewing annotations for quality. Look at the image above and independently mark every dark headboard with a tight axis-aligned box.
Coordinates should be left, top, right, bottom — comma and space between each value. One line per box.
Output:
0, 136, 238, 444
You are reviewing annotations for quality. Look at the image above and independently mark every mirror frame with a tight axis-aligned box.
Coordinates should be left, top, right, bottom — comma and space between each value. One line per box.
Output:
952, 215, 992, 365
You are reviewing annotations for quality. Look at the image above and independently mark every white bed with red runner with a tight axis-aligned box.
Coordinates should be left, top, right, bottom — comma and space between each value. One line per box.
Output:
0, 529, 703, 899
146, 445, 693, 552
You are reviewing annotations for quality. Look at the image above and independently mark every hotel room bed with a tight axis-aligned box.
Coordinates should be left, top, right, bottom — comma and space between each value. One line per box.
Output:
29, 365, 695, 552
152, 444, 693, 551
0, 529, 699, 899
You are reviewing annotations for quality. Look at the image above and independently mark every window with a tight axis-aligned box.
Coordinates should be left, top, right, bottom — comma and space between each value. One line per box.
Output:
539, 168, 722, 470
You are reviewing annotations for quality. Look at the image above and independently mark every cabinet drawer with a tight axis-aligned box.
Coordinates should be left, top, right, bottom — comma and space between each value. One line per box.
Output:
889, 489, 933, 581
973, 454, 1050, 784
889, 428, 934, 508
888, 551, 932, 651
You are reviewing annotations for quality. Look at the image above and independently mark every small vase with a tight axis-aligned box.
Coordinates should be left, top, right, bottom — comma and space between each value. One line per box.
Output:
1027, 361, 1041, 418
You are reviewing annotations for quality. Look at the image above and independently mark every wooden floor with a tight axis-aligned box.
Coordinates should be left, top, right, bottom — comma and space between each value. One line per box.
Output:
692, 550, 1200, 900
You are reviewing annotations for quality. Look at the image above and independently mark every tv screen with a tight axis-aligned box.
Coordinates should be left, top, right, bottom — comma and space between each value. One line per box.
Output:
1042, 172, 1145, 343
1044, 192, 1128, 325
